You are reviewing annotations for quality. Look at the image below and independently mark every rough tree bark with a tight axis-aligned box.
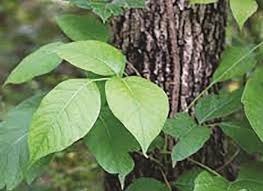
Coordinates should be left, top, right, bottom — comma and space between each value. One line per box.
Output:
105, 0, 232, 190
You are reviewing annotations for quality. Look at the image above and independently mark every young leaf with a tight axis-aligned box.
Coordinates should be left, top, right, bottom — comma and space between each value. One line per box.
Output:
242, 67, 263, 143
230, 0, 258, 29
5, 42, 63, 85
105, 76, 169, 155
84, 106, 139, 183
212, 46, 257, 83
220, 122, 263, 154
0, 94, 43, 190
190, 0, 218, 4
57, 40, 126, 76
163, 113, 211, 162
195, 89, 242, 124
193, 171, 229, 191
56, 14, 110, 42
125, 177, 170, 191
29, 79, 101, 163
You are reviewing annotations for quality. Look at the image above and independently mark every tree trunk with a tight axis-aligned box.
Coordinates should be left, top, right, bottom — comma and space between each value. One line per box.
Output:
105, 0, 232, 190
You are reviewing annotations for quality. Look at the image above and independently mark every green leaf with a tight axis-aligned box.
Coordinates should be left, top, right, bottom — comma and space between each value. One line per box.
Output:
163, 113, 211, 162
126, 177, 170, 191
57, 40, 126, 76
242, 67, 263, 143
175, 169, 202, 191
5, 42, 63, 85
105, 76, 169, 155
220, 122, 263, 154
56, 14, 110, 42
0, 95, 43, 190
85, 106, 139, 182
230, 0, 258, 29
29, 79, 101, 163
212, 46, 257, 83
190, 0, 218, 4
228, 162, 263, 191
66, 0, 145, 22
193, 171, 229, 191
195, 89, 242, 124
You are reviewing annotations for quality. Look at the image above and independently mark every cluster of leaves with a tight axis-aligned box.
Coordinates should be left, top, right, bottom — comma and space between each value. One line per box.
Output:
1, 0, 263, 191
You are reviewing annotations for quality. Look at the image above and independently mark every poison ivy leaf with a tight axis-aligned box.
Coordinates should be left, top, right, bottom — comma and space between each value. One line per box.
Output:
56, 14, 110, 42
212, 46, 257, 83
66, 0, 145, 22
190, 0, 218, 4
0, 95, 43, 190
228, 162, 263, 191
195, 89, 242, 124
126, 177, 170, 191
193, 171, 229, 191
175, 169, 202, 191
85, 106, 139, 184
220, 122, 263, 154
242, 67, 263, 143
29, 79, 101, 164
57, 40, 126, 76
105, 76, 169, 155
163, 113, 211, 162
5, 42, 63, 85
230, 0, 258, 29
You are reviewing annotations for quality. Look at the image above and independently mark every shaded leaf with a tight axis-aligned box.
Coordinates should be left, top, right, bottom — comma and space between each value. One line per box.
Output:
56, 14, 109, 42
85, 106, 139, 181
175, 169, 202, 191
0, 95, 43, 190
57, 40, 126, 76
193, 171, 229, 191
242, 67, 263, 142
126, 177, 170, 191
5, 42, 63, 85
230, 0, 258, 29
163, 113, 211, 162
105, 76, 169, 155
220, 122, 263, 154
212, 46, 257, 83
195, 89, 242, 124
29, 79, 101, 163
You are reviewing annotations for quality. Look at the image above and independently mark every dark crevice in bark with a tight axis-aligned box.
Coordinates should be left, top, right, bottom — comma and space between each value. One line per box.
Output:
106, 0, 231, 190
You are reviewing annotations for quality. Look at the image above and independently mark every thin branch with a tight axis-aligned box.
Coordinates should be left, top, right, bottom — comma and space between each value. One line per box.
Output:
216, 148, 240, 171
187, 158, 221, 177
127, 61, 142, 77
159, 167, 172, 191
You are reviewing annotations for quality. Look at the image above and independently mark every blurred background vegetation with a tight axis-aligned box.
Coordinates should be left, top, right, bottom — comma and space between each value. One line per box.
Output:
1, 0, 263, 190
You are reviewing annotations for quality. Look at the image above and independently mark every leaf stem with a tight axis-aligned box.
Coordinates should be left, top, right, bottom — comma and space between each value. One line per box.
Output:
187, 158, 221, 177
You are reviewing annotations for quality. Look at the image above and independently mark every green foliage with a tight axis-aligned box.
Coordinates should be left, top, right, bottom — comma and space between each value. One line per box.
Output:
85, 106, 139, 184
194, 162, 263, 191
57, 40, 126, 76
212, 46, 257, 82
0, 95, 43, 190
4, 42, 63, 85
66, 0, 145, 22
242, 67, 263, 142
220, 122, 263, 154
164, 113, 211, 162
29, 79, 101, 164
195, 89, 242, 124
56, 14, 110, 42
125, 177, 170, 191
230, 0, 258, 29
105, 76, 169, 155
175, 169, 202, 191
